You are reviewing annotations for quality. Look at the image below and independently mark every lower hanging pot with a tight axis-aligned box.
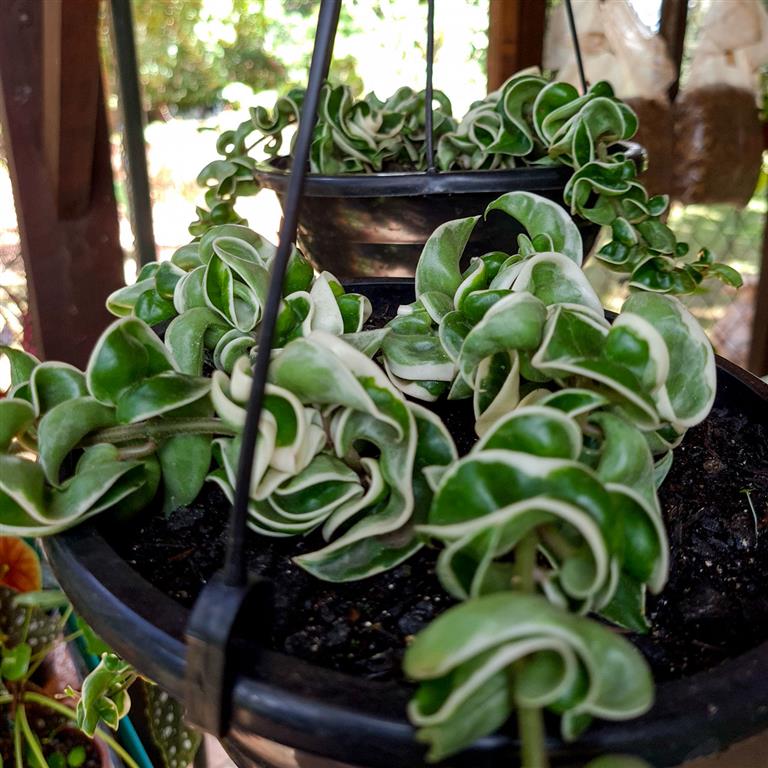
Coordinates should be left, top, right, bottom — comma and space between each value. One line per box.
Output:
45, 280, 768, 768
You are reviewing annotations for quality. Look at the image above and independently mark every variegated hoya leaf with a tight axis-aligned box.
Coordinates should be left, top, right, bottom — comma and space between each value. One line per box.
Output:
405, 593, 653, 762
0, 87, 733, 767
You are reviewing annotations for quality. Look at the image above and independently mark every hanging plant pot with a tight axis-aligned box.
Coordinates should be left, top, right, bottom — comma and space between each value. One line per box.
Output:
42, 278, 768, 768
257, 142, 643, 278
257, 166, 599, 278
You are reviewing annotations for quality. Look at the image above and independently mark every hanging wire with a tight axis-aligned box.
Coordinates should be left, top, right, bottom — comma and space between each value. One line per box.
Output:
109, 0, 156, 266
223, 0, 342, 588
564, 0, 588, 94
425, 0, 436, 172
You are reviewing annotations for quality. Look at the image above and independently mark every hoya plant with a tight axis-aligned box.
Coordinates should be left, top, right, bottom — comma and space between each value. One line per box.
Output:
0, 189, 726, 767
194, 70, 739, 296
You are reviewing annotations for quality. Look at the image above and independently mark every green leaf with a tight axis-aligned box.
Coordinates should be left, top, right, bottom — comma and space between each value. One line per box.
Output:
158, 434, 212, 517
600, 574, 650, 633
173, 266, 207, 312
133, 288, 177, 326
105, 278, 156, 317
115, 372, 210, 423
621, 293, 715, 427
585, 756, 651, 768
270, 333, 406, 437
29, 363, 88, 416
477, 406, 582, 460
415, 216, 480, 299
75, 617, 111, 658
458, 292, 547, 383
709, 262, 743, 288
171, 243, 202, 271
153, 261, 186, 300
67, 746, 87, 768
590, 412, 656, 508
75, 653, 135, 737
12, 589, 69, 610
485, 191, 583, 265
198, 224, 275, 265
511, 253, 602, 313
164, 307, 229, 376
38, 397, 116, 485
405, 593, 653, 760
0, 346, 40, 388
1, 641, 31, 681
284, 248, 314, 295
86, 318, 175, 406
636, 219, 676, 254
0, 399, 35, 451
146, 683, 201, 768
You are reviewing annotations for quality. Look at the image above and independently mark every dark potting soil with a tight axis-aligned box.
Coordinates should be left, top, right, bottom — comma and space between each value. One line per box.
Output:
111, 371, 768, 687
0, 704, 102, 767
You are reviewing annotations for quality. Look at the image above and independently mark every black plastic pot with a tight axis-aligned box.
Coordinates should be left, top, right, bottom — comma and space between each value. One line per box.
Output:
258, 166, 602, 278
257, 144, 644, 278
46, 280, 768, 768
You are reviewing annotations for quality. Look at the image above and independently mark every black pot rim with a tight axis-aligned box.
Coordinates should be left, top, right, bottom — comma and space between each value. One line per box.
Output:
256, 143, 644, 198
45, 278, 768, 768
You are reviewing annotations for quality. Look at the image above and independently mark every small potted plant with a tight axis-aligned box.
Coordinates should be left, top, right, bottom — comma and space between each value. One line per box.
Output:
1, 187, 766, 768
0, 536, 137, 767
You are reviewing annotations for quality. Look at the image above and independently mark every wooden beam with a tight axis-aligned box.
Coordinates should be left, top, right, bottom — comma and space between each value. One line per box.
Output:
659, 0, 688, 100
748, 208, 768, 376
487, 0, 547, 92
42, 0, 101, 219
0, 0, 124, 368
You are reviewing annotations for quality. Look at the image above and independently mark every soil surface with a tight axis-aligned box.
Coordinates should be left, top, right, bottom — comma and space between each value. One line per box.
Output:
111, 370, 768, 686
0, 704, 102, 767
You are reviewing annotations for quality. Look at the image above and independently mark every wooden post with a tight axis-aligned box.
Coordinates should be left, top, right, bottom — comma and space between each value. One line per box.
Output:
42, 0, 102, 219
0, 0, 124, 368
487, 0, 547, 92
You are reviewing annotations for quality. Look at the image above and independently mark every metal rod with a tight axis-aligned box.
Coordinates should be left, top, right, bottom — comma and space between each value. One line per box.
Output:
564, 0, 588, 94
223, 0, 342, 588
109, 0, 156, 266
425, 0, 436, 172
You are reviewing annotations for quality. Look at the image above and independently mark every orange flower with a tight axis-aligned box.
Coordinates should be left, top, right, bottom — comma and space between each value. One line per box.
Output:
0, 537, 42, 593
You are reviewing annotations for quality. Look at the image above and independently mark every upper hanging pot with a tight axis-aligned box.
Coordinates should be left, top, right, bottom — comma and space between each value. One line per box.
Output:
195, 3, 645, 278
255, 155, 640, 278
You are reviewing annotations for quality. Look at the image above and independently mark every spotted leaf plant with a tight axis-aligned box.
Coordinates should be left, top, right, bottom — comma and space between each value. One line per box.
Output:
0, 187, 724, 767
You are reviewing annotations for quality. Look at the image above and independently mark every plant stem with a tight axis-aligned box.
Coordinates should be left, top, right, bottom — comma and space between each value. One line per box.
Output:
514, 531, 538, 593
518, 703, 548, 768
13, 709, 23, 768
539, 525, 576, 560
17, 703, 48, 768
23, 692, 140, 768
115, 441, 158, 460
0, 693, 12, 706
84, 417, 236, 446
514, 532, 549, 768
